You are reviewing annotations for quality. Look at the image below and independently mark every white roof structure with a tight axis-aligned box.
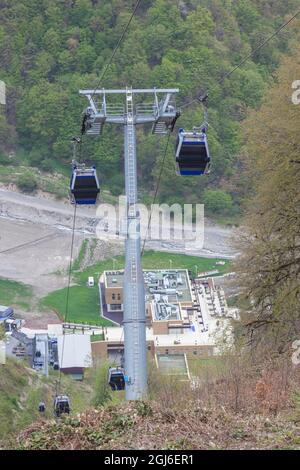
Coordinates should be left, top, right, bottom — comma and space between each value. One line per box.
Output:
57, 334, 92, 369
48, 324, 63, 336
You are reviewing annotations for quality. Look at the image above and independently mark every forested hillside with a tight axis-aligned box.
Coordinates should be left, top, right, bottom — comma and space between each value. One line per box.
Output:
0, 0, 300, 211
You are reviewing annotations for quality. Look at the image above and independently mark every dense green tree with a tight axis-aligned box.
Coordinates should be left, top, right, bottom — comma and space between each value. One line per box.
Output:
235, 46, 300, 351
0, 0, 299, 207
203, 189, 234, 214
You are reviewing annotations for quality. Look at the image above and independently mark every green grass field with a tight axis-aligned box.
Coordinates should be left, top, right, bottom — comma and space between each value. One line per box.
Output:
74, 250, 230, 285
187, 356, 226, 378
42, 250, 230, 326
0, 278, 33, 310
42, 285, 113, 326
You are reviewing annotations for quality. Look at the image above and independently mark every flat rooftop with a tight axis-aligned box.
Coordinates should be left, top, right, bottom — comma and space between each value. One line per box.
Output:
105, 271, 124, 288
104, 269, 192, 303
57, 334, 92, 369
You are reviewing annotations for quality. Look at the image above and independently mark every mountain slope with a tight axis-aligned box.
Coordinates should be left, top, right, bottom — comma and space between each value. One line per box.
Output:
1, 0, 300, 210
18, 399, 300, 450
0, 357, 94, 449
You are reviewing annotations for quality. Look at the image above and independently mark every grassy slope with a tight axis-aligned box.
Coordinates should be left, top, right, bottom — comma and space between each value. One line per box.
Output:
0, 164, 68, 199
42, 250, 230, 325
17, 400, 300, 450
0, 357, 97, 449
0, 278, 33, 310
73, 250, 230, 286
16, 356, 300, 450
3, 354, 300, 450
0, 164, 119, 205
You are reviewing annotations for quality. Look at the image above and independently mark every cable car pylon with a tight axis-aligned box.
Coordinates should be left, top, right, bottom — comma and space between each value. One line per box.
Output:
79, 87, 179, 400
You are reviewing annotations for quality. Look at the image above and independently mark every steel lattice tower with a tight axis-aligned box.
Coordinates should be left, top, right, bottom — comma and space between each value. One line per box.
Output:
79, 87, 179, 399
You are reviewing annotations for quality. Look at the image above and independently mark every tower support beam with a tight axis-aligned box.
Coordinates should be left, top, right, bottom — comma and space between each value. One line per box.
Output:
79, 87, 179, 400
123, 90, 147, 399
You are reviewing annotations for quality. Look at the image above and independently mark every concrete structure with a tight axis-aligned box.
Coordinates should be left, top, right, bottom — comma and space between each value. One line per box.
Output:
13, 273, 236, 380
93, 270, 236, 376
155, 353, 190, 379
103, 271, 123, 314
3, 318, 22, 333
194, 277, 238, 320
5, 330, 34, 361
10, 325, 93, 379
100, 269, 193, 336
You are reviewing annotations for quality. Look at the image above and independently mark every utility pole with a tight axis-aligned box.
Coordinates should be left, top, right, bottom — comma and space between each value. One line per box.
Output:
79, 87, 179, 399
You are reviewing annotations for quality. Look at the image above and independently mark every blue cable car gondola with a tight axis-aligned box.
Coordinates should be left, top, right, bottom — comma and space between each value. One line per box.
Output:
175, 128, 210, 176
108, 367, 125, 391
70, 164, 100, 205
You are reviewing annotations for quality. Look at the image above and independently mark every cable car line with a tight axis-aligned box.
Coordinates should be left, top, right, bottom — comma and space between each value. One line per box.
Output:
140, 8, 300, 253
78, 0, 142, 203
71, 135, 84, 163
0, 233, 58, 255
53, 137, 100, 415
80, 0, 142, 135
172, 8, 300, 180
82, 0, 142, 112
81, 0, 142, 135
141, 131, 171, 256
180, 8, 300, 110
70, 136, 100, 205
54, 202, 77, 417
108, 328, 125, 391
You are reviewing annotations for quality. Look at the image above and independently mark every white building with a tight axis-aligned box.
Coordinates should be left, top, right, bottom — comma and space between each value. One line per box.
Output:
57, 334, 92, 380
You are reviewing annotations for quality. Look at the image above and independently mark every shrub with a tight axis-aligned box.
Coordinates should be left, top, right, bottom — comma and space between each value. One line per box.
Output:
28, 145, 51, 167
92, 362, 112, 407
40, 159, 54, 172
28, 149, 44, 167
0, 151, 7, 165
109, 173, 124, 196
203, 189, 234, 215
17, 172, 38, 192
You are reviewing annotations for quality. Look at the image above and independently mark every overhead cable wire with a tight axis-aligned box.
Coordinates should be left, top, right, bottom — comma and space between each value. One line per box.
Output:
181, 8, 300, 110
141, 131, 171, 256
80, 0, 142, 135
57, 203, 77, 393
141, 9, 300, 256
90, 0, 142, 101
